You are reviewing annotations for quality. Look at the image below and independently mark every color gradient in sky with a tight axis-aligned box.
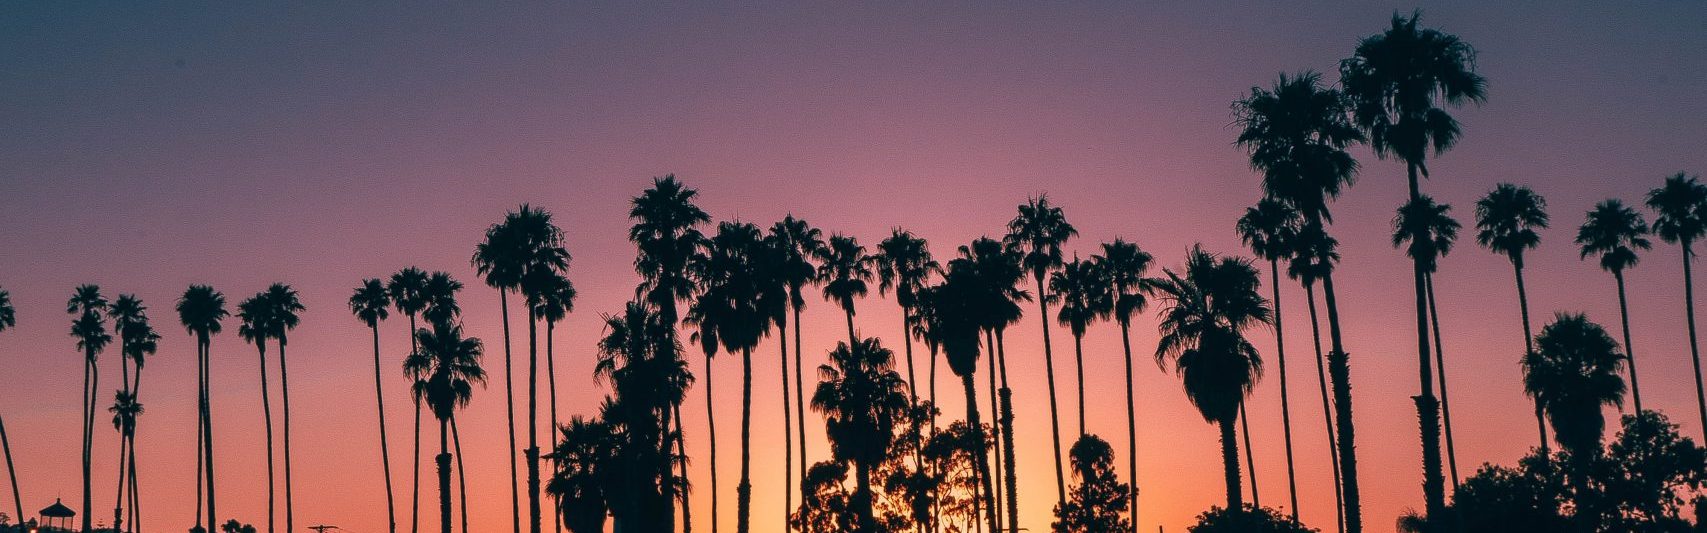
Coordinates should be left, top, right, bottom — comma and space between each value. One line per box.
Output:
2, 2, 1706, 532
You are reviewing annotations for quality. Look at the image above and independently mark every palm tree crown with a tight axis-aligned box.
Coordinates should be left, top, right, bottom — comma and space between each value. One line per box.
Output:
1577, 199, 1651, 274
388, 268, 430, 320
1393, 194, 1461, 272
0, 288, 14, 333
1523, 313, 1625, 454
630, 175, 711, 322
1007, 195, 1078, 282
351, 279, 393, 327
688, 221, 777, 356
1475, 183, 1549, 268
952, 237, 1030, 332
1092, 239, 1154, 327
1233, 72, 1364, 223
1338, 10, 1487, 173
1149, 246, 1271, 425
1051, 258, 1112, 338
422, 273, 464, 328
816, 234, 876, 321
406, 323, 487, 422
237, 295, 274, 348
771, 215, 825, 314
1646, 173, 1707, 248
876, 229, 941, 311
176, 286, 228, 339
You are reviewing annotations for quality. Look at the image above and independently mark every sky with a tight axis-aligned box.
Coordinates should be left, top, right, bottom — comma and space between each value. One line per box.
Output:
2, 2, 1706, 532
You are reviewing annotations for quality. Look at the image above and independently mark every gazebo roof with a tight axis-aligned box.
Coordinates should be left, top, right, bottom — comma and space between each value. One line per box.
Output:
40, 498, 75, 518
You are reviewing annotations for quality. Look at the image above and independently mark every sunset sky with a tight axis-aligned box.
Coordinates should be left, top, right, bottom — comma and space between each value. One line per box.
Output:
3, 2, 1707, 532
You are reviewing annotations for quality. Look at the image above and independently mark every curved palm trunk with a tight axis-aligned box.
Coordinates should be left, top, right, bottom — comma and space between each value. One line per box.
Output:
114, 354, 131, 532
1403, 163, 1446, 528
1613, 271, 1643, 413
736, 346, 755, 533
1239, 404, 1259, 508
1319, 272, 1359, 533
1118, 319, 1140, 532
704, 351, 720, 533
983, 330, 1003, 531
1268, 261, 1299, 519
372, 324, 399, 533
995, 330, 1019, 531
959, 373, 999, 533
1035, 274, 1067, 504
1682, 241, 1707, 438
83, 347, 97, 533
902, 308, 918, 405
1425, 274, 1461, 488
202, 336, 218, 531
280, 339, 298, 533
0, 415, 20, 532
527, 311, 543, 533
1074, 333, 1087, 437
499, 290, 523, 533
546, 319, 561, 533
674, 402, 691, 533
1218, 416, 1243, 510
407, 314, 421, 533
451, 414, 468, 533
778, 329, 793, 531
130, 367, 145, 533
437, 418, 452, 533
1511, 260, 1547, 452
256, 342, 277, 533
791, 303, 808, 507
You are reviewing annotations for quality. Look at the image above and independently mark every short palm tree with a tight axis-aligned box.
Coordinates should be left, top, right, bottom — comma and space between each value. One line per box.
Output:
1341, 14, 1486, 527
546, 417, 613, 533
405, 322, 486, 533
1576, 199, 1652, 413
68, 284, 109, 533
1392, 195, 1464, 487
350, 279, 398, 533
1091, 239, 1152, 531
236, 294, 278, 533
929, 264, 1001, 533
1646, 172, 1707, 435
1006, 194, 1078, 504
810, 337, 910, 531
260, 283, 305, 533
770, 215, 823, 502
817, 234, 876, 346
1475, 183, 1550, 449
387, 266, 429, 533
177, 284, 227, 531
592, 301, 692, 532
532, 274, 575, 533
1237, 197, 1303, 519
1051, 256, 1112, 438
0, 287, 20, 527
107, 389, 141, 530
1523, 312, 1625, 527
1148, 246, 1270, 509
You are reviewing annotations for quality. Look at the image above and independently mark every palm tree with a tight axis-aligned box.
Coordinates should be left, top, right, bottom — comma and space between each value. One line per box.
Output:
118, 309, 158, 533
954, 236, 1028, 530
1576, 199, 1653, 413
1523, 313, 1625, 526
817, 234, 876, 346
1646, 172, 1707, 436
1006, 194, 1078, 505
546, 417, 613, 533
1236, 198, 1305, 519
532, 274, 576, 533
416, 272, 468, 530
876, 229, 941, 405
1286, 222, 1345, 533
68, 285, 109, 533
260, 284, 305, 533
1341, 13, 1486, 527
928, 264, 1001, 533
473, 205, 554, 533
236, 294, 278, 533
495, 206, 572, 533
177, 285, 227, 531
689, 221, 777, 533
0, 287, 21, 528
388, 267, 429, 533
108, 295, 148, 531
351, 279, 399, 533
770, 215, 823, 511
1392, 195, 1464, 487
107, 390, 141, 530
631, 175, 711, 528
1148, 246, 1270, 509
405, 322, 487, 533
1233, 68, 1368, 532
1474, 183, 1551, 450
1090, 239, 1152, 531
811, 337, 910, 531
1051, 256, 1112, 438
592, 301, 692, 532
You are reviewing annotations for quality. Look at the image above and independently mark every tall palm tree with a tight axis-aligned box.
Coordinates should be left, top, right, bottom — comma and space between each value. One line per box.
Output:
876, 229, 939, 406
954, 236, 1028, 530
0, 287, 21, 529
107, 389, 140, 529
473, 205, 542, 533
405, 322, 487, 533
770, 215, 823, 511
1523, 313, 1625, 527
631, 175, 710, 528
1474, 183, 1550, 449
388, 267, 430, 533
533, 274, 576, 533
592, 301, 692, 532
1051, 256, 1112, 438
1006, 194, 1077, 505
1646, 172, 1707, 436
118, 310, 158, 533
810, 337, 910, 531
1237, 197, 1304, 519
1148, 246, 1271, 509
417, 272, 467, 531
236, 294, 278, 533
350, 279, 399, 533
1576, 199, 1652, 413
817, 234, 875, 346
1091, 239, 1152, 531
1341, 14, 1486, 527
688, 221, 777, 533
928, 264, 1000, 533
177, 285, 227, 531
68, 285, 109, 533
108, 295, 147, 532
1286, 222, 1345, 533
496, 206, 573, 533
1392, 195, 1464, 487
260, 283, 305, 533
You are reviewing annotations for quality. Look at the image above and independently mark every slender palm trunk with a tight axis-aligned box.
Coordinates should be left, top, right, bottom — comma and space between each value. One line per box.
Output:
527, 311, 543, 533
256, 342, 277, 533
902, 307, 918, 404
1512, 260, 1547, 452
778, 329, 793, 531
195, 343, 204, 532
437, 419, 452, 533
1684, 242, 1707, 437
451, 414, 468, 533
737, 346, 755, 533
499, 290, 522, 533
1073, 333, 1087, 437
1219, 416, 1243, 510
200, 336, 217, 530
83, 348, 95, 533
983, 330, 1003, 531
1615, 271, 1644, 413
408, 314, 422, 533
792, 302, 808, 507
115, 352, 130, 532
1425, 274, 1460, 488
1118, 319, 1139, 532
1035, 273, 1067, 504
373, 324, 399, 533
927, 344, 938, 432
279, 338, 298, 533
1319, 272, 1359, 533
995, 330, 1018, 531
1239, 404, 1259, 508
0, 414, 20, 531
1267, 262, 1299, 520
959, 373, 999, 533
1403, 163, 1446, 528
131, 366, 145, 533
674, 402, 692, 533
546, 319, 561, 533
705, 350, 720, 533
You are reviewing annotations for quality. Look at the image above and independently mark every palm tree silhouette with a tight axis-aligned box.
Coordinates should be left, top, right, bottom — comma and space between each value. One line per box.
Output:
1007, 195, 1078, 505
236, 294, 278, 533
1237, 198, 1303, 519
1646, 172, 1707, 437
1090, 239, 1152, 531
1341, 13, 1486, 527
817, 234, 875, 346
927, 264, 1001, 533
108, 295, 152, 532
689, 221, 777, 533
122, 317, 157, 533
1523, 313, 1625, 527
1392, 195, 1464, 487
631, 176, 710, 529
259, 284, 306, 533
1148, 246, 1270, 509
500, 206, 572, 533
532, 274, 576, 533
1576, 199, 1652, 413
770, 215, 823, 510
1051, 256, 1112, 439
592, 301, 692, 532
1475, 183, 1551, 450
107, 389, 141, 531
68, 285, 108, 533
1234, 69, 1366, 531
405, 322, 486, 533
952, 236, 1028, 530
810, 337, 910, 531
1286, 222, 1345, 533
176, 285, 227, 532
0, 287, 21, 530
545, 416, 612, 533
417, 272, 468, 531
387, 267, 429, 533
877, 229, 941, 405
473, 206, 555, 533
350, 279, 398, 533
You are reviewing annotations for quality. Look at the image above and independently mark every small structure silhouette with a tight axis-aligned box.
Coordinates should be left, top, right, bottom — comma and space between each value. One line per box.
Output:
38, 499, 74, 531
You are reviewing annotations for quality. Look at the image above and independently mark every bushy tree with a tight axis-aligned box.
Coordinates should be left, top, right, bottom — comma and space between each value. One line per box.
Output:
1188, 505, 1317, 533
1052, 434, 1131, 533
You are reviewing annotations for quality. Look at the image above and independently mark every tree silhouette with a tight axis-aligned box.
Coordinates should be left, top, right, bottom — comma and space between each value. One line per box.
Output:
1091, 239, 1153, 531
1475, 183, 1551, 451
0, 288, 21, 530
591, 301, 692, 532
350, 279, 398, 533
68, 285, 108, 533
1393, 195, 1464, 487
876, 229, 940, 411
1238, 198, 1304, 520
771, 215, 824, 511
177, 285, 227, 532
533, 273, 576, 533
496, 206, 572, 533
1006, 195, 1078, 505
959, 236, 1029, 530
1646, 172, 1707, 437
1051, 256, 1112, 439
1342, 13, 1487, 528
259, 284, 305, 533
106, 389, 140, 531
108, 295, 154, 532
1149, 246, 1270, 509
1289, 220, 1347, 533
1576, 199, 1652, 413
1052, 434, 1132, 533
387, 267, 429, 533
817, 234, 876, 346
926, 264, 1001, 533
546, 417, 613, 533
811, 337, 910, 531
406, 322, 486, 533
235, 294, 278, 533
1523, 313, 1625, 522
